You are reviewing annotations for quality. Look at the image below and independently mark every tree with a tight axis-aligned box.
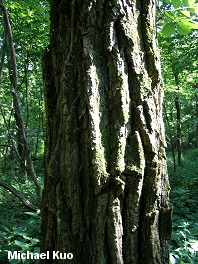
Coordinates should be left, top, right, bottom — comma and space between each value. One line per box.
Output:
41, 0, 172, 263
158, 21, 198, 161
159, 0, 198, 37
0, 0, 49, 204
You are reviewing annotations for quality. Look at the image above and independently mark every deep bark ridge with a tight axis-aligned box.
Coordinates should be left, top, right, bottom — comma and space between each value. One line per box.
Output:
41, 0, 172, 263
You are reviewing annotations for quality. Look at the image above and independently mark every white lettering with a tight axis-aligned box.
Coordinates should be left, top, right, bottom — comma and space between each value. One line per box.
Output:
40, 253, 47, 259
8, 251, 18, 259
33, 253, 40, 259
67, 253, 73, 259
26, 251, 35, 259
8, 251, 73, 260
59, 253, 66, 259
21, 253, 26, 259
53, 251, 60, 259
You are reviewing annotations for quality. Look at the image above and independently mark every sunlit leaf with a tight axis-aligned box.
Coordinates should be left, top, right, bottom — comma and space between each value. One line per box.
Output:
177, 21, 192, 34
162, 22, 175, 37
180, 10, 190, 17
31, 238, 40, 245
190, 241, 198, 251
181, 19, 198, 29
24, 211, 38, 216
182, 0, 196, 6
182, 0, 189, 6
172, 0, 181, 8
188, 0, 196, 5
170, 253, 176, 264
165, 11, 175, 20
191, 4, 198, 14
14, 240, 25, 248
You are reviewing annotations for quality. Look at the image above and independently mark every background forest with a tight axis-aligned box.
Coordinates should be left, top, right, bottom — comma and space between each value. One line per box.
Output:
0, 0, 197, 263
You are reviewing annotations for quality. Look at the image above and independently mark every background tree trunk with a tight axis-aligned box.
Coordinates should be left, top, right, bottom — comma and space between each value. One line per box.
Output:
196, 92, 198, 147
175, 96, 182, 165
41, 0, 172, 263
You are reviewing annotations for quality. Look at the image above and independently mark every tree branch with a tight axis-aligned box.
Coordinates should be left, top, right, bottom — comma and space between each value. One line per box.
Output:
0, 179, 39, 212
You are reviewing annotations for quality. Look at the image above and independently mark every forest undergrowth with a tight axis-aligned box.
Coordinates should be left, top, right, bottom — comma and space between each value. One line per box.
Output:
169, 148, 198, 264
0, 149, 198, 263
0, 158, 42, 264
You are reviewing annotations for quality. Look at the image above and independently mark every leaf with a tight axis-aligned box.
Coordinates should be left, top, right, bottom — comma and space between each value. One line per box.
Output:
172, 0, 181, 8
33, 247, 40, 253
182, 0, 189, 6
176, 21, 192, 34
0, 225, 9, 232
186, 199, 197, 203
14, 240, 30, 251
24, 211, 37, 216
182, 0, 196, 6
190, 241, 198, 251
14, 240, 25, 248
31, 238, 40, 245
188, 0, 196, 5
170, 253, 176, 264
14, 230, 29, 237
162, 22, 175, 37
182, 19, 198, 29
191, 4, 198, 14
180, 10, 190, 17
165, 11, 175, 20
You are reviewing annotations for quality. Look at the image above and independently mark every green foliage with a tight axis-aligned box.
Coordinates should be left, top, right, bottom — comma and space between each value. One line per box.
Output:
0, 2, 46, 260
0, 1, 197, 263
158, 28, 198, 151
168, 149, 198, 263
0, 0, 49, 142
158, 0, 198, 36
162, 22, 176, 37
0, 0, 49, 203
0, 201, 40, 263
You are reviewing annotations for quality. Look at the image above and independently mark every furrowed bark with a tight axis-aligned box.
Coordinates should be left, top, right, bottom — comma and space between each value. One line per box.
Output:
41, 0, 172, 263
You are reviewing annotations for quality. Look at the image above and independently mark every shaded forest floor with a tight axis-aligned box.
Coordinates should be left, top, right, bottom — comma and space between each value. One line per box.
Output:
0, 149, 198, 263
0, 160, 41, 264
169, 148, 198, 264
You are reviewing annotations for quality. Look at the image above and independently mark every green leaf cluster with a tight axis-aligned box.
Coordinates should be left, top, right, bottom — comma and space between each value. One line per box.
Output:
160, 0, 198, 36
0, 1, 49, 185
158, 29, 198, 151
158, 8, 198, 263
0, 202, 41, 263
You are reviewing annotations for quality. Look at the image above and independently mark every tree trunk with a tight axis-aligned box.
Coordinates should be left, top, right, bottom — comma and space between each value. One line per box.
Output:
41, 0, 172, 263
196, 93, 198, 147
163, 103, 176, 171
172, 67, 182, 165
175, 96, 182, 165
